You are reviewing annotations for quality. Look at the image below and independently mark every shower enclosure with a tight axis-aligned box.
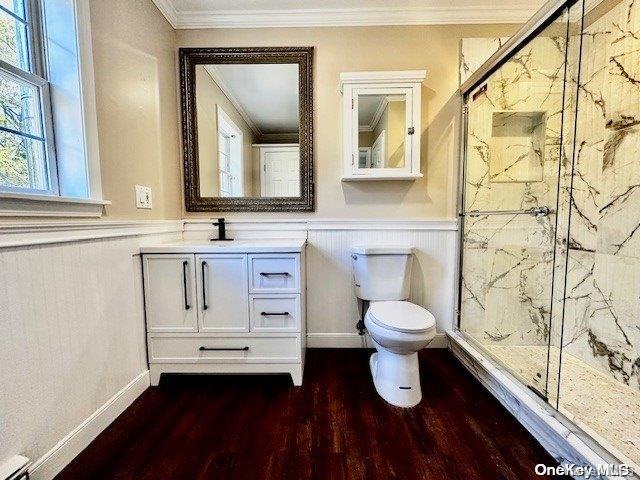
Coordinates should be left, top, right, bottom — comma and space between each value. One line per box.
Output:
457, 0, 639, 472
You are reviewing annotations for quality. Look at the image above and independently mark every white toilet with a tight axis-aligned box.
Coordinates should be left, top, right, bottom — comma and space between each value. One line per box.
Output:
351, 245, 436, 408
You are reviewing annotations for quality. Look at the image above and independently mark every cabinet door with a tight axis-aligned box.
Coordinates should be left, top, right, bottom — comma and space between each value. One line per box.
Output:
143, 254, 198, 332
196, 254, 249, 332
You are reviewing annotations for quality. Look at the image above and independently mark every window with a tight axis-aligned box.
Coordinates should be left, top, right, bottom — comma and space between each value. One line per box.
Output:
0, 0, 106, 216
0, 0, 56, 194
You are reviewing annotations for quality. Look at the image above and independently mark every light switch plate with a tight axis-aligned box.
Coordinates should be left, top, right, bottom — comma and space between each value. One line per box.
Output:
135, 185, 152, 209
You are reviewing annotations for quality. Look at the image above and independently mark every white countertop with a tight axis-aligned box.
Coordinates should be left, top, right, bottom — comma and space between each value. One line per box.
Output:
140, 238, 306, 254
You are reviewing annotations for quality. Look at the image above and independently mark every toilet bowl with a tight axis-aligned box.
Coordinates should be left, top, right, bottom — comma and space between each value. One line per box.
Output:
350, 244, 437, 408
364, 301, 436, 408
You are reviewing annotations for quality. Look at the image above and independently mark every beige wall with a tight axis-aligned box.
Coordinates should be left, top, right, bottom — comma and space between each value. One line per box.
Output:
177, 24, 518, 219
90, 0, 181, 219
386, 101, 406, 168
195, 66, 258, 197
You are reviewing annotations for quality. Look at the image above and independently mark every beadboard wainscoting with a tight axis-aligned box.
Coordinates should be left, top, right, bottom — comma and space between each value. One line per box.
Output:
0, 220, 183, 480
1, 218, 458, 479
183, 219, 459, 348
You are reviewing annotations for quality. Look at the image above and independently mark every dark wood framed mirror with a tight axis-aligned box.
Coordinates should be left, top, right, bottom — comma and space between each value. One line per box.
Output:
179, 47, 314, 212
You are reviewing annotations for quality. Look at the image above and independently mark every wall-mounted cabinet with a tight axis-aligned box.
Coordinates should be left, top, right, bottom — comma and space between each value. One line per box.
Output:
340, 71, 426, 181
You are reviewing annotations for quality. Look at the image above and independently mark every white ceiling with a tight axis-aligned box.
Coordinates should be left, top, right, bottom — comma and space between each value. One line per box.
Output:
358, 95, 385, 128
204, 64, 299, 135
153, 0, 546, 28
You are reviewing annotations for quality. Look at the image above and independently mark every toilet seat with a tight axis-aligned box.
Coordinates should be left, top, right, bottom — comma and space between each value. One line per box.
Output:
367, 301, 435, 334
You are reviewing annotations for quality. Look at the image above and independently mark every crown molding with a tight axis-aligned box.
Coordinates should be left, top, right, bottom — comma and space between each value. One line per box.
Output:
151, 0, 179, 28
155, 5, 539, 29
203, 65, 262, 137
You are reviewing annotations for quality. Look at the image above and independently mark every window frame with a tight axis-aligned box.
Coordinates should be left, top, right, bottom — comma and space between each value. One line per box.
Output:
0, 0, 58, 196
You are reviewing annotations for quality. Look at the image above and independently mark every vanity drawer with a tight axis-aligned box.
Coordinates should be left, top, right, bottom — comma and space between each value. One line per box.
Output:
148, 336, 300, 363
249, 254, 300, 293
250, 295, 300, 332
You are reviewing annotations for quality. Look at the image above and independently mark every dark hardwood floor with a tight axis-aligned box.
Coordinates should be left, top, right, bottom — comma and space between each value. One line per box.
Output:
55, 349, 564, 480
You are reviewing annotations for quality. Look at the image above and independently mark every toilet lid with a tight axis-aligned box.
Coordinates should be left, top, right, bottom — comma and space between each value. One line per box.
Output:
367, 301, 436, 333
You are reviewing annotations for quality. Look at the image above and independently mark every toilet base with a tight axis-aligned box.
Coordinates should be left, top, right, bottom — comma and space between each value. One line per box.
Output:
369, 348, 422, 408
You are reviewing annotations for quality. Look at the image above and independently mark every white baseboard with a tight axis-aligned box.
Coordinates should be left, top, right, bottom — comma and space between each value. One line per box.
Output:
29, 370, 150, 480
307, 332, 448, 348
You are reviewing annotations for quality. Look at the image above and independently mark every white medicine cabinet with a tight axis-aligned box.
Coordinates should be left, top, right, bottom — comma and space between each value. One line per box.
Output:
340, 71, 426, 181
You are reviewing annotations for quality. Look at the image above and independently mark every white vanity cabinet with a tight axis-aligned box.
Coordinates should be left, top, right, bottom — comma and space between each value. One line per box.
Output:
196, 254, 249, 333
143, 254, 198, 333
141, 241, 306, 387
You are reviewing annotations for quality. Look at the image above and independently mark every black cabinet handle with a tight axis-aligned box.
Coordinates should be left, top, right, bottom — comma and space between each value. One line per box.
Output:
199, 346, 249, 351
201, 260, 208, 310
259, 272, 289, 276
260, 311, 289, 316
182, 260, 190, 310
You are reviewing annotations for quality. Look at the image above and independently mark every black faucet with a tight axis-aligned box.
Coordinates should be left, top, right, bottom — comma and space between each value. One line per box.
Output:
211, 218, 233, 241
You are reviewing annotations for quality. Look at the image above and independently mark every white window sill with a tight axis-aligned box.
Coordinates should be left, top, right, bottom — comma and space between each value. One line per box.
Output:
0, 192, 111, 218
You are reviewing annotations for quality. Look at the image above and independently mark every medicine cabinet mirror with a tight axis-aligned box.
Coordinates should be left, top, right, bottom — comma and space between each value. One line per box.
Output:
340, 71, 426, 181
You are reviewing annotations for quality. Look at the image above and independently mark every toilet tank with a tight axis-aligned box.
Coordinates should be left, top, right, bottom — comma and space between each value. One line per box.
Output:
351, 245, 413, 301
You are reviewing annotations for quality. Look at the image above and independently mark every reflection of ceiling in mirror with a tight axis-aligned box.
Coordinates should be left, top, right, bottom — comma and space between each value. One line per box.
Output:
203, 64, 299, 137
358, 95, 404, 132
358, 95, 385, 130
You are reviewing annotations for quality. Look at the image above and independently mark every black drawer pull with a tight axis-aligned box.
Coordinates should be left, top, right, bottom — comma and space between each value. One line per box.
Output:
199, 346, 249, 351
260, 311, 289, 316
201, 260, 208, 310
259, 272, 289, 276
182, 260, 190, 310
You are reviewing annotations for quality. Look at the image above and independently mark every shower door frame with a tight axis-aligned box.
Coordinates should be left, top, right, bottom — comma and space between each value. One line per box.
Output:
453, 0, 640, 472
454, 0, 582, 399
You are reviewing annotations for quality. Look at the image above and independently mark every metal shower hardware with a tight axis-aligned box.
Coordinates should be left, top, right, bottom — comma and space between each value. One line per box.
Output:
466, 206, 550, 218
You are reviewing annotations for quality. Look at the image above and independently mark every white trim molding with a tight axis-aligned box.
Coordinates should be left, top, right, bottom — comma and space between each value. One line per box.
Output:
154, 5, 540, 29
0, 219, 184, 248
74, 0, 103, 202
151, 0, 179, 28
340, 70, 427, 92
0, 192, 110, 218
182, 218, 459, 232
205, 65, 262, 138
29, 371, 150, 480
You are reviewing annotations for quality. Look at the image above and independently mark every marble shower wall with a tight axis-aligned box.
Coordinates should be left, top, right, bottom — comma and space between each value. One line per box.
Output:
460, 37, 509, 85
460, 28, 569, 348
460, 0, 640, 394
557, 0, 640, 392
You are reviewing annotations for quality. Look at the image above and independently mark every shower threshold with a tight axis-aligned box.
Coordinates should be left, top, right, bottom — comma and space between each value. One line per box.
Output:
448, 330, 639, 480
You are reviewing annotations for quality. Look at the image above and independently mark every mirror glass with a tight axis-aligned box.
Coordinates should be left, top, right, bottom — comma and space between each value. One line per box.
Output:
357, 93, 407, 169
195, 63, 300, 198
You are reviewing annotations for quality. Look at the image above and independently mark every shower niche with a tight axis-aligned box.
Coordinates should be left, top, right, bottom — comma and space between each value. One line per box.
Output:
489, 110, 546, 183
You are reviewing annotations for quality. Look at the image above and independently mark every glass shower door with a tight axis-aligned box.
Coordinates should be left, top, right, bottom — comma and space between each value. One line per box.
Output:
458, 8, 573, 399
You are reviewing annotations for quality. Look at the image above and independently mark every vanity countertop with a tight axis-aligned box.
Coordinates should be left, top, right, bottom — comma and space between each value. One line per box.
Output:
140, 238, 306, 254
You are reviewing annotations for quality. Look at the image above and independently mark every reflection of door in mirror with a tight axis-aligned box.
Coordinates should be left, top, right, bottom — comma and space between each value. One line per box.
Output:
357, 93, 406, 169
257, 144, 300, 197
217, 106, 244, 197
195, 63, 301, 198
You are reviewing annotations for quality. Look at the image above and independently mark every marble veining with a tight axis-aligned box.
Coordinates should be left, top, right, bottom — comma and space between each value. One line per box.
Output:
558, 0, 640, 392
485, 344, 640, 472
459, 0, 640, 471
460, 31, 566, 357
459, 37, 509, 85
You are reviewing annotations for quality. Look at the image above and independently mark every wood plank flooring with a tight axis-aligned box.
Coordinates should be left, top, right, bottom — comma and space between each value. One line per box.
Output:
55, 349, 564, 480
